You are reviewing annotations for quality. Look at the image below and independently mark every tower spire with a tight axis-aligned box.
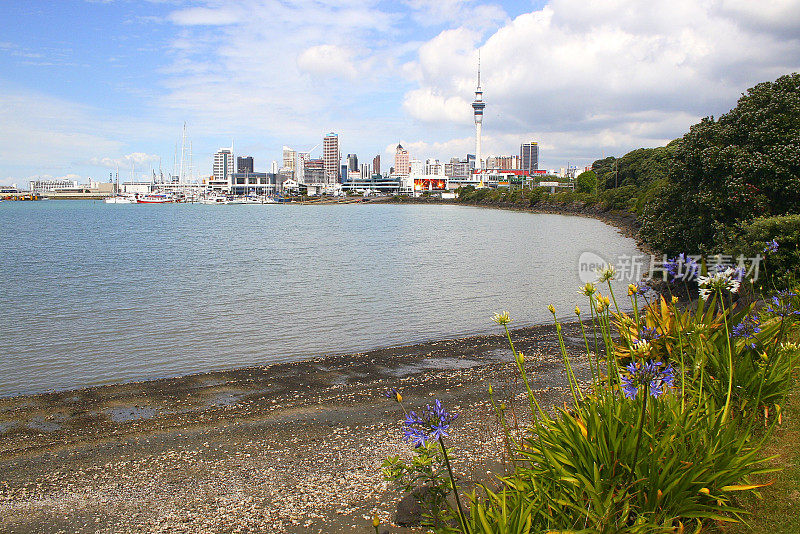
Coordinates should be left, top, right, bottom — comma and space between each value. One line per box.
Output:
477, 50, 481, 89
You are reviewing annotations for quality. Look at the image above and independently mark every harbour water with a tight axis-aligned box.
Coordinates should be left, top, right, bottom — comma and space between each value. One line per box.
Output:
0, 201, 639, 397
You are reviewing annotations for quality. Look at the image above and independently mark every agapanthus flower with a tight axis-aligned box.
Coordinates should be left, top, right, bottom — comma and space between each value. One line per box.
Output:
402, 399, 458, 447
766, 290, 800, 318
636, 326, 661, 342
763, 239, 779, 254
731, 314, 761, 349
665, 254, 700, 282
620, 360, 675, 399
579, 282, 597, 296
596, 264, 617, 283
492, 311, 512, 325
697, 268, 741, 301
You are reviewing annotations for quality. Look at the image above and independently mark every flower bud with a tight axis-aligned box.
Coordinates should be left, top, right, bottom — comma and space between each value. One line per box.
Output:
628, 284, 638, 296
672, 296, 679, 304
548, 304, 556, 315
488, 384, 493, 395
574, 305, 581, 316
373, 515, 380, 528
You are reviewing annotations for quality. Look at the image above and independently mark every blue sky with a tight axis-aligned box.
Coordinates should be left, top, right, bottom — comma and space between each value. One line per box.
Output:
1, 0, 799, 186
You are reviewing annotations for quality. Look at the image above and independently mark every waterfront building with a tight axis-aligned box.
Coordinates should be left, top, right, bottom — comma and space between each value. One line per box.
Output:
472, 53, 485, 170
520, 141, 539, 174
237, 156, 254, 174
373, 154, 380, 175
342, 174, 404, 195
323, 133, 340, 185
409, 159, 425, 176
271, 160, 279, 174
360, 163, 371, 179
425, 158, 444, 176
230, 172, 277, 196
304, 158, 325, 184
211, 148, 234, 190
486, 155, 519, 170
30, 178, 79, 194
393, 144, 410, 177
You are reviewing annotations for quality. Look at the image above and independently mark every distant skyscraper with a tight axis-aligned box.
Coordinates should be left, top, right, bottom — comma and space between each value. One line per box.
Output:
394, 144, 409, 177
373, 155, 381, 175
271, 160, 278, 174
213, 148, 234, 182
282, 146, 297, 178
472, 52, 485, 171
237, 156, 254, 173
360, 163, 371, 179
520, 142, 539, 174
323, 133, 340, 184
303, 158, 325, 183
347, 153, 358, 173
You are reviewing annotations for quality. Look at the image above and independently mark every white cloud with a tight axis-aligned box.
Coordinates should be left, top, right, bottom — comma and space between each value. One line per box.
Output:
297, 45, 360, 80
401, 0, 800, 167
89, 152, 161, 169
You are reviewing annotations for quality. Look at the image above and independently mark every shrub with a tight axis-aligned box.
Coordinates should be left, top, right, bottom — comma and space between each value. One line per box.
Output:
723, 214, 800, 291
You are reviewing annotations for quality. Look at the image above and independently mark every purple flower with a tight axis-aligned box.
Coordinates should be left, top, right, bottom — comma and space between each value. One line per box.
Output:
636, 326, 661, 342
763, 239, 779, 254
665, 254, 700, 282
620, 360, 675, 399
731, 314, 761, 348
766, 290, 800, 318
402, 400, 458, 447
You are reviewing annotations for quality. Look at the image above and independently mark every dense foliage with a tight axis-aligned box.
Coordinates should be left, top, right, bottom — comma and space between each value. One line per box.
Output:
640, 73, 800, 254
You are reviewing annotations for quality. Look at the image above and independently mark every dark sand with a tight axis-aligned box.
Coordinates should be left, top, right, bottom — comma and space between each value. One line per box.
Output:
0, 321, 593, 533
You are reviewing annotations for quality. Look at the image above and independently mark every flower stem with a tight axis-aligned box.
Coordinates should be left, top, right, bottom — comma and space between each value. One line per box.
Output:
438, 436, 470, 534
627, 384, 649, 487
719, 290, 734, 424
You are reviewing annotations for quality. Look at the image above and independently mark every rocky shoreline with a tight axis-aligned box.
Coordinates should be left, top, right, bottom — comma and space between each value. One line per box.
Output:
0, 320, 593, 533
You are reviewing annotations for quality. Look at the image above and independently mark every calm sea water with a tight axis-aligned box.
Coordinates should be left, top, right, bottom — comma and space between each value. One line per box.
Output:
0, 201, 638, 397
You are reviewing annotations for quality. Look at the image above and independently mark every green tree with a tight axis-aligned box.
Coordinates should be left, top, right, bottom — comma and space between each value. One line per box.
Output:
640, 73, 800, 254
575, 170, 597, 193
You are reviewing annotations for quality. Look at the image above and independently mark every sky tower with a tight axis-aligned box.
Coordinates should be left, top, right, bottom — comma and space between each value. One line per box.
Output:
472, 52, 485, 171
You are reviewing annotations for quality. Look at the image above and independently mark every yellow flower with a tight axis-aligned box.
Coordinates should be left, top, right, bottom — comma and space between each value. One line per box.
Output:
597, 264, 617, 282
672, 295, 679, 304
492, 311, 512, 325
488, 384, 493, 395
372, 515, 380, 528
395, 391, 403, 403
548, 304, 556, 315
579, 282, 597, 296
574, 305, 581, 316
628, 284, 638, 296
517, 351, 525, 364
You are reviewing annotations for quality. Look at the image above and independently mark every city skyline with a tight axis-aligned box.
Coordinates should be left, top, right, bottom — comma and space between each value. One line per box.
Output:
2, 0, 800, 186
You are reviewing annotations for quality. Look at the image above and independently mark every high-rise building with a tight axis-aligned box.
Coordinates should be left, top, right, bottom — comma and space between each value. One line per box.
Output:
282, 146, 297, 177
409, 159, 424, 176
347, 154, 358, 173
340, 164, 348, 184
373, 155, 381, 175
472, 53, 485, 171
360, 163, 371, 179
304, 158, 325, 184
520, 142, 539, 174
323, 133, 340, 184
394, 144, 409, 177
213, 148, 234, 182
237, 156, 254, 174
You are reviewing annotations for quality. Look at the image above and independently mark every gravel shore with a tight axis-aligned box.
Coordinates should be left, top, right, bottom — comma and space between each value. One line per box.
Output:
0, 321, 590, 533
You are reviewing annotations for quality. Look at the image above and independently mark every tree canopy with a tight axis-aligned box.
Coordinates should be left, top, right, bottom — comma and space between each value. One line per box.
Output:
639, 73, 800, 254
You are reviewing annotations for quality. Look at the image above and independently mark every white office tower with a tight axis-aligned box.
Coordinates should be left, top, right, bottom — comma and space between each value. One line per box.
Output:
213, 148, 234, 182
471, 53, 486, 171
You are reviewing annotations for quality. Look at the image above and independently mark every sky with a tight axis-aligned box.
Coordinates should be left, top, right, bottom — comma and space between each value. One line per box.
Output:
1, 0, 799, 186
